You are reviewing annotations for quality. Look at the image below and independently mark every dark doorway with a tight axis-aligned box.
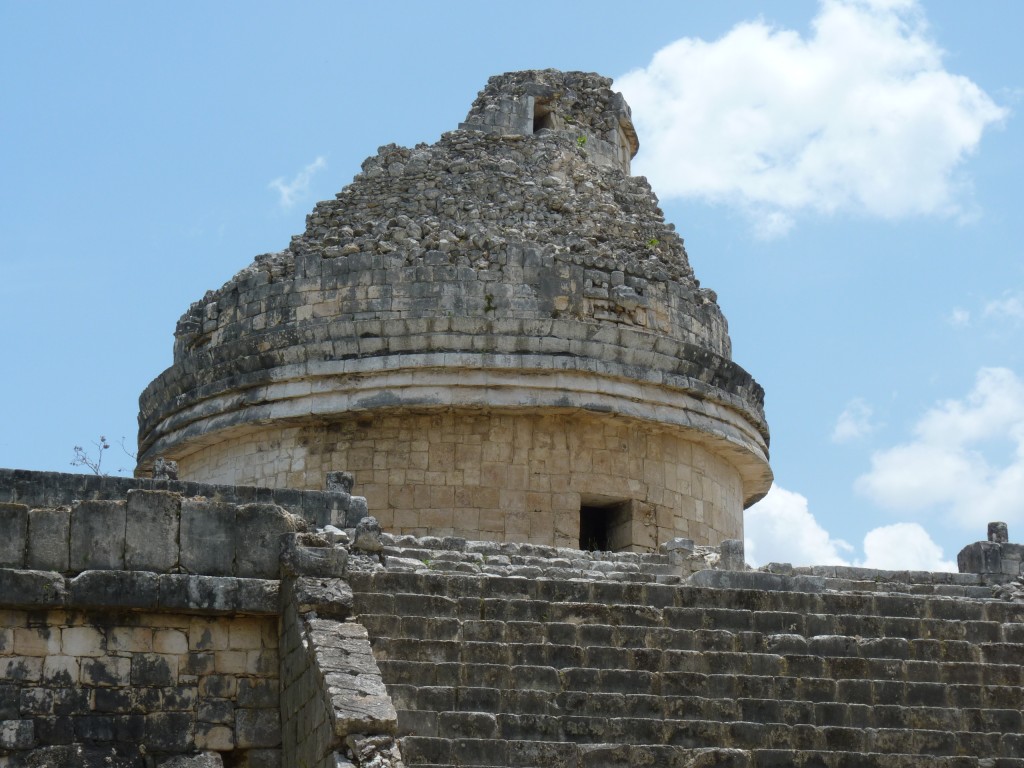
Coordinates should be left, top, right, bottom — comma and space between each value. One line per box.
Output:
579, 505, 612, 551
579, 500, 633, 552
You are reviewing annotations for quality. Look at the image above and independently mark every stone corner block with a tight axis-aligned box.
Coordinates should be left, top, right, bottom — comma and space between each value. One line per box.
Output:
288, 576, 353, 619
235, 503, 299, 578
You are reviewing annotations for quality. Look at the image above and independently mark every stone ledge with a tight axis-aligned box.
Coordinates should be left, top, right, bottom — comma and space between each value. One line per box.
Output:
0, 569, 278, 615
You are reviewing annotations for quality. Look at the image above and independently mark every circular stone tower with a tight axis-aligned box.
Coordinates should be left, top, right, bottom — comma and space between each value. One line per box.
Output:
137, 70, 771, 551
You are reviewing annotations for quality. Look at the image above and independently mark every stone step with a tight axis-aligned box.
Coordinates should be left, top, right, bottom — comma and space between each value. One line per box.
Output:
399, 711, 1024, 755
368, 636, 1024, 691
359, 616, 1024, 663
399, 737, 752, 768
376, 659, 1024, 711
752, 752, 1024, 768
391, 691, 1022, 734
398, 735, 1024, 766
350, 583, 1024, 635
348, 572, 1018, 621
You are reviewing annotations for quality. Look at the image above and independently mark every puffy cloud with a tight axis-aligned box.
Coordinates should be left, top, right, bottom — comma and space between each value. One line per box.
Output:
268, 156, 326, 209
616, 0, 1005, 236
746, 484, 957, 571
860, 522, 957, 571
832, 398, 877, 443
856, 367, 1024, 529
984, 292, 1024, 323
745, 484, 853, 566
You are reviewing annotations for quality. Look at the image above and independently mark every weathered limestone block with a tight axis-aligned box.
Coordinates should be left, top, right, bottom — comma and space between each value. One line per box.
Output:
125, 489, 181, 571
155, 574, 278, 614
326, 471, 354, 494
144, 711, 194, 751
69, 499, 127, 572
235, 503, 299, 578
180, 499, 236, 576
352, 516, 383, 553
157, 752, 224, 768
0, 503, 28, 567
280, 533, 348, 577
958, 540, 1004, 575
26, 507, 70, 572
291, 577, 353, 619
0, 569, 67, 607
0, 717, 34, 748
235, 707, 281, 748
69, 570, 160, 609
22, 744, 145, 767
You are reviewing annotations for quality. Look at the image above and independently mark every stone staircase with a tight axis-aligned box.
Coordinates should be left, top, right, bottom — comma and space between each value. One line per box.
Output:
344, 537, 1024, 768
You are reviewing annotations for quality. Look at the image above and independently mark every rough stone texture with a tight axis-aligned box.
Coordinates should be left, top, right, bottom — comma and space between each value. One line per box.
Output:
125, 490, 181, 572
959, 525, 1024, 578
136, 69, 771, 551
25, 507, 69, 572
0, 468, 363, 532
348, 541, 1024, 768
0, 609, 278, 764
69, 500, 126, 572
157, 752, 224, 767
280, 578, 396, 768
0, 505, 28, 569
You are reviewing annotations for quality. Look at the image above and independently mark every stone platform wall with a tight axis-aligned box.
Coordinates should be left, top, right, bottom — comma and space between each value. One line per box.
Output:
0, 469, 379, 768
0, 609, 279, 760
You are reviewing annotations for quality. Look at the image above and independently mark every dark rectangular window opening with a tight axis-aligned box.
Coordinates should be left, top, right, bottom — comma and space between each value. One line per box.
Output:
533, 103, 554, 133
579, 499, 633, 552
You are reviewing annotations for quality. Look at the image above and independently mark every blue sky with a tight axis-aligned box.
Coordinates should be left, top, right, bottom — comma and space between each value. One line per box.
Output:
2, 1, 1021, 569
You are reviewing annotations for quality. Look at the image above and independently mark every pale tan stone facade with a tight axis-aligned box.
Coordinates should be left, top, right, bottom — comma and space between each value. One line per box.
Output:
177, 410, 743, 550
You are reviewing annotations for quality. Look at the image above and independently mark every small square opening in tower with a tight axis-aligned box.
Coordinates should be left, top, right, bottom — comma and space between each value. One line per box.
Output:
579, 498, 633, 552
533, 102, 554, 133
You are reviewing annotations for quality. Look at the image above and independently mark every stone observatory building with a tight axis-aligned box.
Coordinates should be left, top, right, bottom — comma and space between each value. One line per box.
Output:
137, 69, 771, 552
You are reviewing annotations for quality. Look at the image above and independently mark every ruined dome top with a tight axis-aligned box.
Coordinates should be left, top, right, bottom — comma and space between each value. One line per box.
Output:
137, 70, 770, 503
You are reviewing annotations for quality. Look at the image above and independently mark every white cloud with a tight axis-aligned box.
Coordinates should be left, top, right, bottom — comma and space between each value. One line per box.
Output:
984, 292, 1024, 323
832, 397, 877, 443
745, 484, 853, 566
948, 307, 971, 327
268, 156, 326, 209
859, 522, 957, 571
856, 367, 1024, 530
745, 484, 957, 571
616, 0, 1006, 236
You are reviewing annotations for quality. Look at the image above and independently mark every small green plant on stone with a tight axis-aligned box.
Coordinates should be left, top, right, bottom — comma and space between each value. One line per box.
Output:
576, 135, 587, 148
484, 293, 495, 313
647, 238, 659, 248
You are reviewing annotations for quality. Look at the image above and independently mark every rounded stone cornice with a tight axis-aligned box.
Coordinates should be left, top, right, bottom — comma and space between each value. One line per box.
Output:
137, 347, 772, 507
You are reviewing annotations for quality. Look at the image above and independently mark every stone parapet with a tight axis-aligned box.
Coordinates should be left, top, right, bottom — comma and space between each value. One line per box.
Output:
0, 468, 365, 532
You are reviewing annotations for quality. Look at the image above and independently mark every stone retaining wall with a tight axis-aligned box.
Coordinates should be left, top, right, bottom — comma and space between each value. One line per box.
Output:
0, 470, 372, 767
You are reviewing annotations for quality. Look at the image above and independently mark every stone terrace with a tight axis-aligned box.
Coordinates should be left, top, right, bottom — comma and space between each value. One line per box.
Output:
4, 468, 1024, 767
350, 533, 1024, 768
